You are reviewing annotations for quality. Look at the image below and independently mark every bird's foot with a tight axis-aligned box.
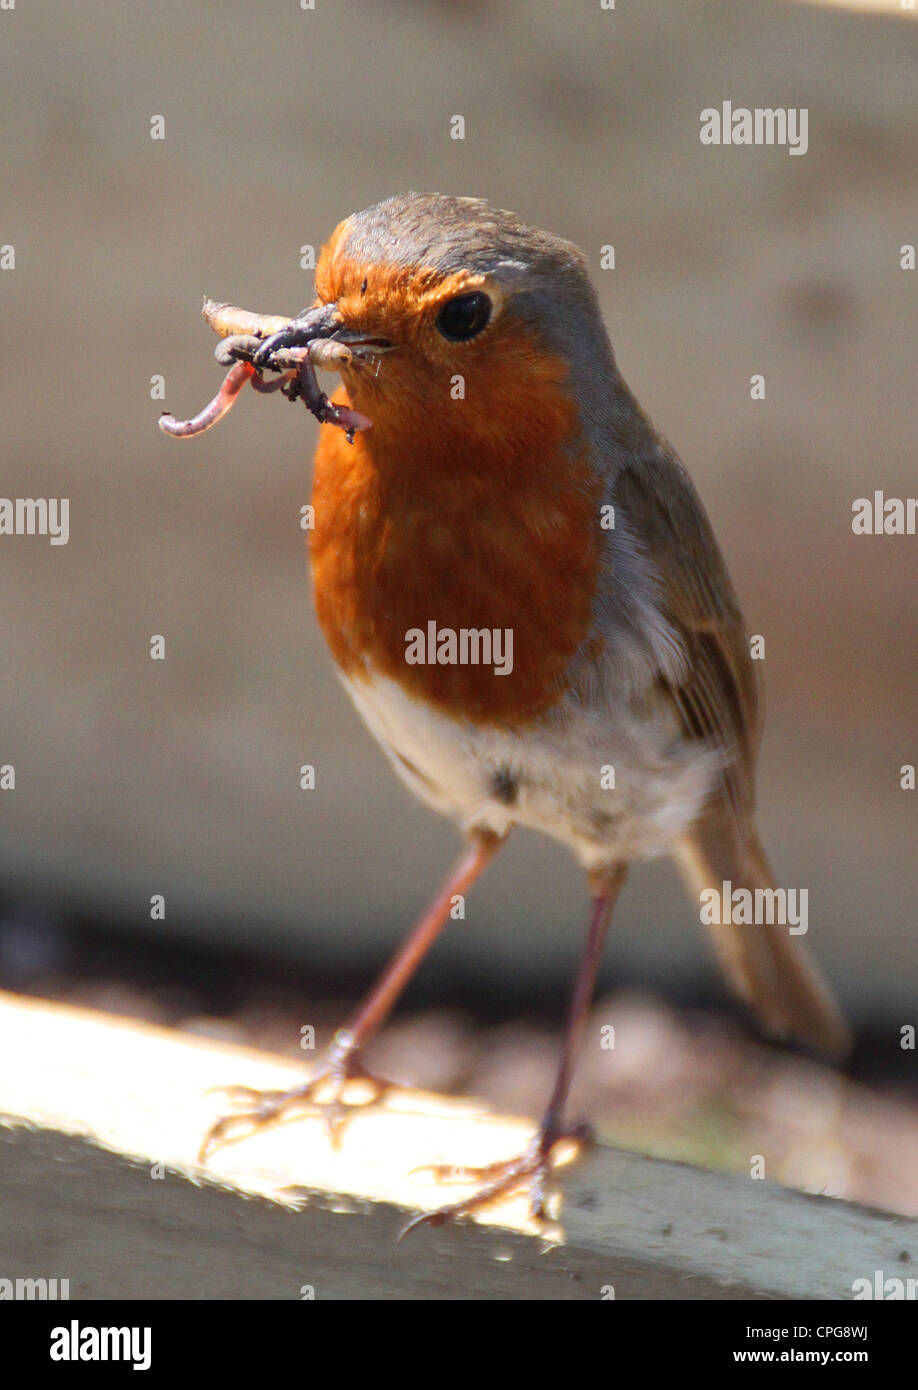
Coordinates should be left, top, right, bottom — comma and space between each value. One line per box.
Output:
199, 1034, 394, 1161
400, 1121, 592, 1238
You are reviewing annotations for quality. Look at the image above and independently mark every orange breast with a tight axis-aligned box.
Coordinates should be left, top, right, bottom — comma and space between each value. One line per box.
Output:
309, 338, 602, 727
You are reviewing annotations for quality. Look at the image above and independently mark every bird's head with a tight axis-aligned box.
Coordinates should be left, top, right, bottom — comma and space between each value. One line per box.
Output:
288, 192, 618, 458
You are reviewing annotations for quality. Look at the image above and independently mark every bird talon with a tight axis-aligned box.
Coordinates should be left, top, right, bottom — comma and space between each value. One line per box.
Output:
199, 1055, 396, 1162
401, 1126, 589, 1235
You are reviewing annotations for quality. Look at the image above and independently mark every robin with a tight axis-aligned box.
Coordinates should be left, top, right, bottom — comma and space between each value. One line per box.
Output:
166, 192, 850, 1230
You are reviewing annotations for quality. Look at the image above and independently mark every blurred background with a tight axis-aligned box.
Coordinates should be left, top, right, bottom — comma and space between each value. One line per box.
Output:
0, 1, 916, 1213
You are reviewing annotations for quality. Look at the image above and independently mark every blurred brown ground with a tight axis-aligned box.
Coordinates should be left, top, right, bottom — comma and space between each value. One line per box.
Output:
0, 1, 915, 1029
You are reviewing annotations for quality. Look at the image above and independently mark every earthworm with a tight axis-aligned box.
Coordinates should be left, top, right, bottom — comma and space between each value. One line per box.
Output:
160, 302, 373, 441
204, 305, 356, 372
214, 334, 264, 366
158, 360, 256, 438
304, 340, 354, 370
218, 341, 354, 373
290, 356, 372, 439
250, 369, 296, 394
202, 300, 292, 341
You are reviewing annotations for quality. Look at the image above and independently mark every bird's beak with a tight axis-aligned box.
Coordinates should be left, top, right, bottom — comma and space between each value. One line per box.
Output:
252, 302, 392, 371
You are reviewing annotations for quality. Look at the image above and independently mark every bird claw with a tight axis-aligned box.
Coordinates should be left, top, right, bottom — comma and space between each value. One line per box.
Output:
199, 1052, 396, 1162
399, 1122, 591, 1240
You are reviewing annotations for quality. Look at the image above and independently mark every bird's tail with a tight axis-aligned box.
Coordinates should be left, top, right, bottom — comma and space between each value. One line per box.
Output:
676, 811, 851, 1061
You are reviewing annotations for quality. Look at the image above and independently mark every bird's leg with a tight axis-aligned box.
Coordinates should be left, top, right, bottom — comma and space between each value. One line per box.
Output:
200, 830, 504, 1161
401, 863, 627, 1236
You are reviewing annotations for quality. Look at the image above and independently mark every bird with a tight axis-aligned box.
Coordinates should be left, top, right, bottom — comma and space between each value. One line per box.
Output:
194, 192, 850, 1230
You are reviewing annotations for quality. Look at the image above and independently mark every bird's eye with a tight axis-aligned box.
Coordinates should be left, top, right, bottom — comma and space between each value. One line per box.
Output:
435, 291, 492, 342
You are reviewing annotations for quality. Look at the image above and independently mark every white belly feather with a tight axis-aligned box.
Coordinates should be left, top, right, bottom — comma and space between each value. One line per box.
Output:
341, 668, 720, 871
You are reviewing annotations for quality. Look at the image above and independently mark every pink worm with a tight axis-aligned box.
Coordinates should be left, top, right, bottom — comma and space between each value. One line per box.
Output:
159, 361, 256, 438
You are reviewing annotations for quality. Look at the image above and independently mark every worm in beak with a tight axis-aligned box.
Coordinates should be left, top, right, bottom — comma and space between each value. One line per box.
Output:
158, 299, 373, 443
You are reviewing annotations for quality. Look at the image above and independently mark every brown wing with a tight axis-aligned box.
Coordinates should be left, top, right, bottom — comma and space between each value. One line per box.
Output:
615, 443, 849, 1058
614, 442, 761, 824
